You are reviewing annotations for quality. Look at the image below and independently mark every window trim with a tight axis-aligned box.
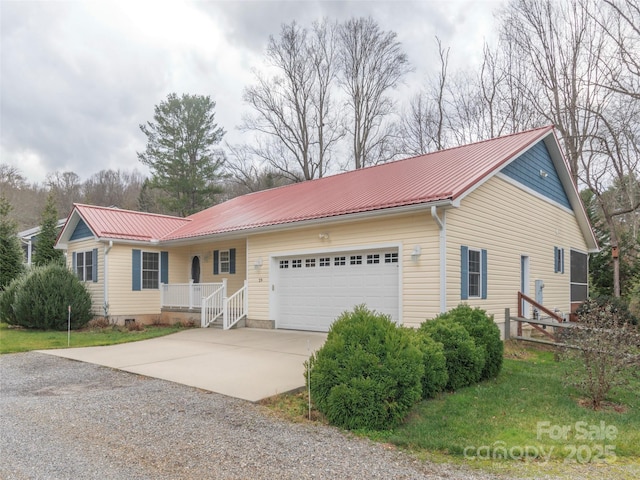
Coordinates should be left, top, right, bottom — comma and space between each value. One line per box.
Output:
141, 251, 160, 290
461, 246, 487, 300
219, 250, 230, 274
76, 251, 92, 282
468, 248, 482, 298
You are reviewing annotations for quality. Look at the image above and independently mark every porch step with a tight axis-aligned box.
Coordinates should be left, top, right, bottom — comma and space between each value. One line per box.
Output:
207, 318, 223, 329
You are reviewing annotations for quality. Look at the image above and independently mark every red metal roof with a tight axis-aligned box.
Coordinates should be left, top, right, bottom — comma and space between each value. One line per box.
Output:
164, 125, 555, 240
63, 126, 555, 243
74, 204, 191, 241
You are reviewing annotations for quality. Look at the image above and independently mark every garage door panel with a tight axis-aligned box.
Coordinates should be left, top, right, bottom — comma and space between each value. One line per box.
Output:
277, 249, 399, 331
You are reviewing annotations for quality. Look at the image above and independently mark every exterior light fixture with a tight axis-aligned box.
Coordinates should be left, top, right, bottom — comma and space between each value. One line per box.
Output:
411, 245, 422, 261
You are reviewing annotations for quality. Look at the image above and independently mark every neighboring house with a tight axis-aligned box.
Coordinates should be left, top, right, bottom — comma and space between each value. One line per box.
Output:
18, 219, 67, 266
55, 126, 598, 335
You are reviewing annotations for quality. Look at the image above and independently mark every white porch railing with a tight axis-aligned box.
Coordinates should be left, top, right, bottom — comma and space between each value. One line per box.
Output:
161, 282, 224, 310
223, 280, 248, 330
200, 280, 226, 328
163, 280, 248, 330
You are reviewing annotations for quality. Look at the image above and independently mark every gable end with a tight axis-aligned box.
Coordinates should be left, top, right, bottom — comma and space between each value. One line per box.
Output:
70, 219, 93, 241
500, 141, 571, 210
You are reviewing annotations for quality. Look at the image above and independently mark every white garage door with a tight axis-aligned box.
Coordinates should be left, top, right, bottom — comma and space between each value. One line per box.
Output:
276, 249, 399, 331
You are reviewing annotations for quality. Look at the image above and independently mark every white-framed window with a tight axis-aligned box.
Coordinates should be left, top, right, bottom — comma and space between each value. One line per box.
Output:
292, 259, 302, 268
279, 260, 289, 269
468, 249, 481, 298
305, 258, 316, 268
350, 255, 362, 265
334, 256, 346, 266
219, 250, 230, 274
142, 252, 159, 289
366, 254, 380, 264
319, 257, 330, 267
385, 252, 398, 263
76, 251, 93, 282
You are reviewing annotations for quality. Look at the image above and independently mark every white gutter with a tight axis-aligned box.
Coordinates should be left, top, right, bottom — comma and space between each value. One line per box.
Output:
431, 206, 447, 313
103, 240, 113, 317
160, 200, 456, 247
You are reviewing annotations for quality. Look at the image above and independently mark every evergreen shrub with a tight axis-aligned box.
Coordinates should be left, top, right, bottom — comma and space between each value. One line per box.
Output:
419, 319, 485, 391
306, 305, 424, 430
10, 264, 93, 330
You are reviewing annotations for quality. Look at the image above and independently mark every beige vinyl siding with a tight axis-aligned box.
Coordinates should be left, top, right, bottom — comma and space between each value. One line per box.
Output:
166, 241, 247, 294
446, 176, 588, 324
247, 212, 441, 328
107, 245, 162, 316
66, 238, 104, 316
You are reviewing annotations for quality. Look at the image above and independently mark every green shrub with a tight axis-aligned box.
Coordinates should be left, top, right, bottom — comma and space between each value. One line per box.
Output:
0, 272, 28, 324
419, 319, 485, 391
434, 304, 503, 380
306, 305, 424, 430
11, 264, 93, 330
409, 329, 448, 399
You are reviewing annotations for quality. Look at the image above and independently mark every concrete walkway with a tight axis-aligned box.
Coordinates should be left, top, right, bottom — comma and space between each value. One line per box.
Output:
39, 328, 327, 402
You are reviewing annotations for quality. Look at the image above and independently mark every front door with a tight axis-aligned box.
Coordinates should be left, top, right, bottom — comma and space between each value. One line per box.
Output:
191, 256, 201, 284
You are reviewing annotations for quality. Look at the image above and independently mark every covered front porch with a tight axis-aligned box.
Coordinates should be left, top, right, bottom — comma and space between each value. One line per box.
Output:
161, 280, 248, 330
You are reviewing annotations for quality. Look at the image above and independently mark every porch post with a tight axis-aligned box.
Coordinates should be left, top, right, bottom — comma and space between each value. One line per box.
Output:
504, 308, 510, 340
160, 283, 165, 309
243, 279, 248, 317
222, 278, 228, 329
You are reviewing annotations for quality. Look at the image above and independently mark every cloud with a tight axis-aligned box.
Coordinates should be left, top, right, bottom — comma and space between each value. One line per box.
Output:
0, 0, 503, 184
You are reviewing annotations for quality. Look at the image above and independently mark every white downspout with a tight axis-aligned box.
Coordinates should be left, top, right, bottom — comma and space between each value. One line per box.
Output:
431, 206, 446, 313
103, 241, 113, 318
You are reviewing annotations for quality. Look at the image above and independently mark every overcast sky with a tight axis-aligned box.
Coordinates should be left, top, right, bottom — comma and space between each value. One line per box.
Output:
1, 0, 505, 184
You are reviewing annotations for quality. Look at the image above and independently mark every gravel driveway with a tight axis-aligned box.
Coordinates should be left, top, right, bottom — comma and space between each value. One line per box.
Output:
1, 352, 511, 480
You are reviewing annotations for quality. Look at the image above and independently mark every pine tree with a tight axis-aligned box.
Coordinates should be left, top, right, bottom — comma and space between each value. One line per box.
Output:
33, 193, 64, 266
138, 93, 226, 216
0, 196, 25, 289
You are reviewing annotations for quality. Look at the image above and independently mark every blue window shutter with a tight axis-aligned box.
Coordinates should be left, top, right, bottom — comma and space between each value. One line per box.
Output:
561, 248, 565, 274
160, 251, 169, 284
213, 250, 219, 275
92, 248, 98, 282
481, 249, 488, 299
554, 247, 559, 273
461, 246, 469, 300
72, 252, 77, 275
132, 249, 141, 291
230, 248, 236, 274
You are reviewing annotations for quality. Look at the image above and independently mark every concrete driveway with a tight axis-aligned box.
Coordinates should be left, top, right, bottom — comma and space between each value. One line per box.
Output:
40, 328, 327, 402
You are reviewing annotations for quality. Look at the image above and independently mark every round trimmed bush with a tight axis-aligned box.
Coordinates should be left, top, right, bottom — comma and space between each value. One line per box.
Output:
306, 305, 424, 430
410, 329, 448, 399
419, 319, 485, 391
11, 264, 93, 330
434, 304, 503, 380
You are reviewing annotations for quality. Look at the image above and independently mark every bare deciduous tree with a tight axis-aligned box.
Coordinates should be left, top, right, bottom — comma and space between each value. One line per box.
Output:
45, 171, 82, 217
83, 169, 145, 211
241, 20, 342, 182
499, 0, 639, 296
338, 17, 411, 168
399, 37, 451, 155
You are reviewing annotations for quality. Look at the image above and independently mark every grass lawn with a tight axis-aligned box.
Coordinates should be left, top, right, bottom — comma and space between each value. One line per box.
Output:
262, 341, 640, 479
0, 322, 185, 354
